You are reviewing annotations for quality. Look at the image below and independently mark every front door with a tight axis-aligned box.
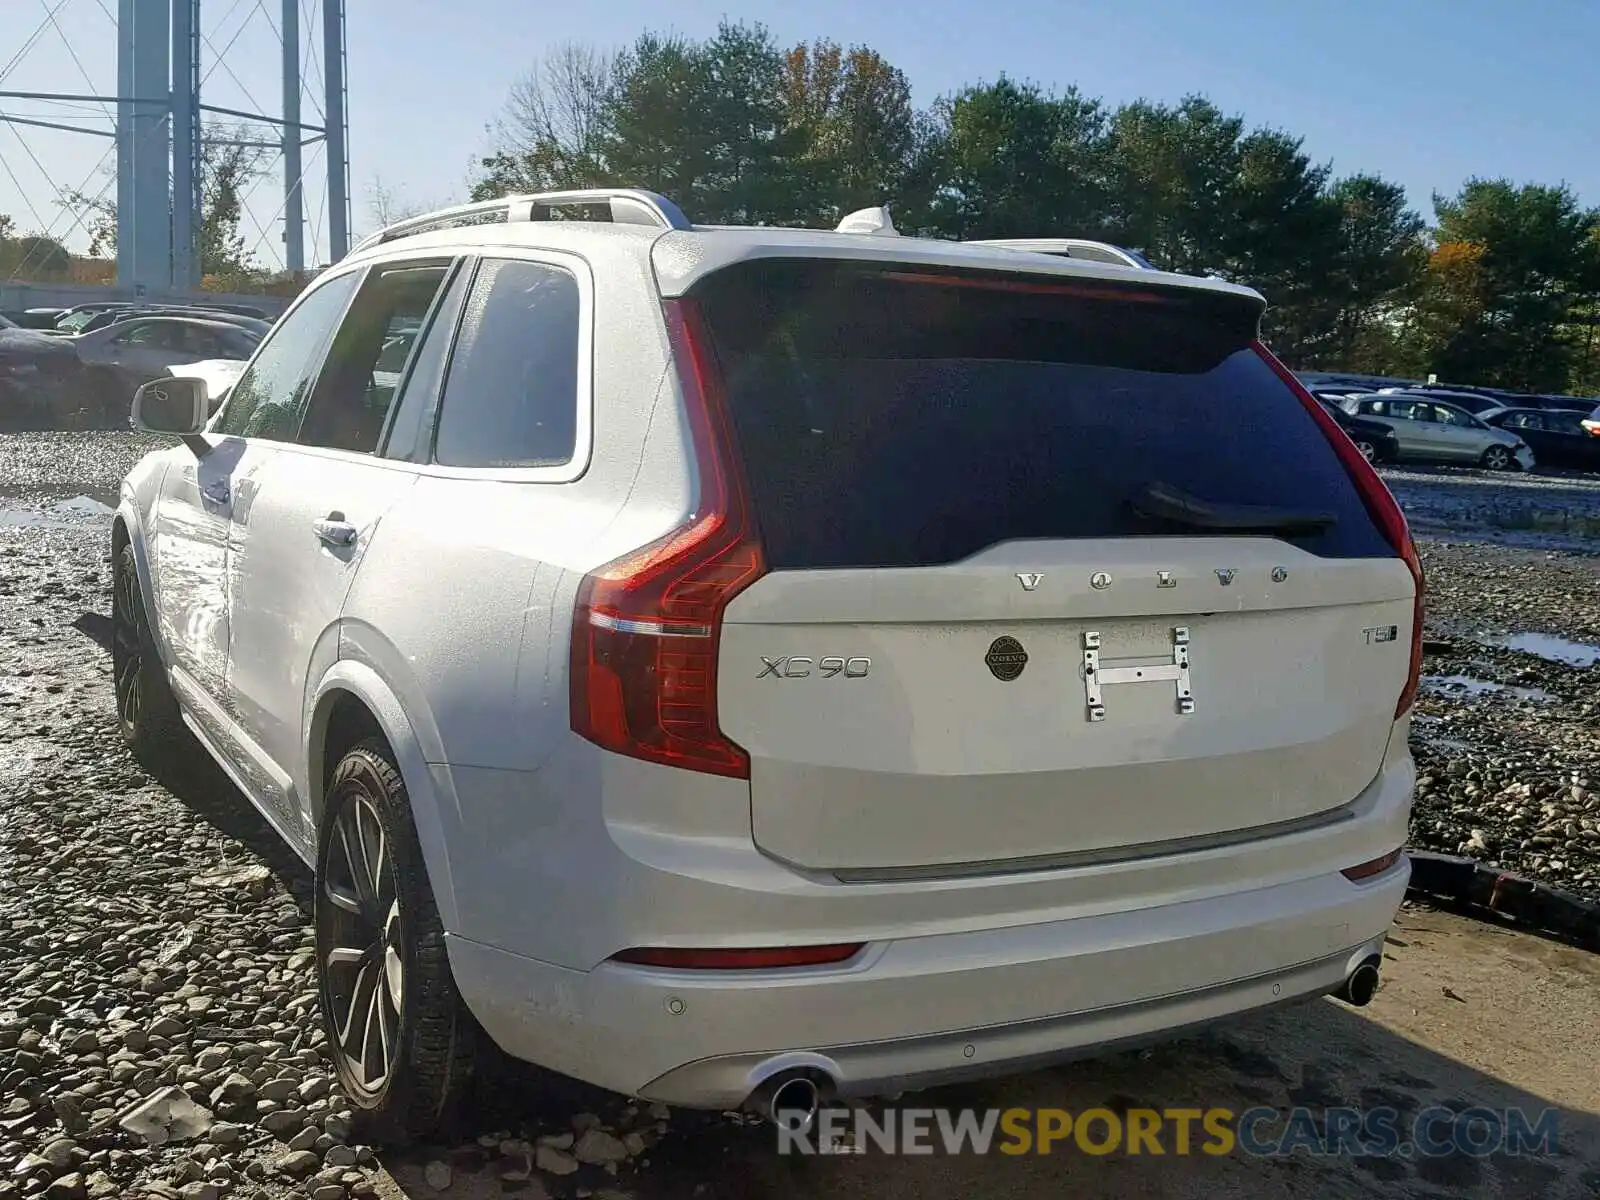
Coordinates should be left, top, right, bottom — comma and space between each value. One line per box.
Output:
224, 255, 464, 850
158, 268, 363, 836
150, 436, 270, 710
1427, 404, 1489, 461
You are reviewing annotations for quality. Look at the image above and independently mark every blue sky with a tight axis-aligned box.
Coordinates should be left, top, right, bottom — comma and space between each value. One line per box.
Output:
2, 0, 1596, 267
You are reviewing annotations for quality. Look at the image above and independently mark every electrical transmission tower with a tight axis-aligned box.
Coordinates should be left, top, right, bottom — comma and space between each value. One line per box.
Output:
0, 0, 350, 294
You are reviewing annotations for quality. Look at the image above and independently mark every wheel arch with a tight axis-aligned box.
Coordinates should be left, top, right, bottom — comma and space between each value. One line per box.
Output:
112, 503, 171, 665
308, 661, 460, 932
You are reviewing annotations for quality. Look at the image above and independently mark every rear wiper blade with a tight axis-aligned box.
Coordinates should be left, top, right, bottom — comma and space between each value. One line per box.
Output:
1130, 481, 1337, 535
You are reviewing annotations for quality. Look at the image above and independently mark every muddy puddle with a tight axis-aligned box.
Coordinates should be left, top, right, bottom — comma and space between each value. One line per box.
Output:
0, 490, 118, 530
1490, 631, 1600, 668
1422, 674, 1556, 703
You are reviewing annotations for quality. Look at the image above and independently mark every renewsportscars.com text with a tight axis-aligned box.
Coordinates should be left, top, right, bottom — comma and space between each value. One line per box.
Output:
777, 1105, 1560, 1158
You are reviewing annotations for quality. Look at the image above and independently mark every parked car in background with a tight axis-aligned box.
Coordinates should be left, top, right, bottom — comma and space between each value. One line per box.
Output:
1315, 397, 1400, 463
52, 302, 137, 333
2, 307, 69, 330
1342, 395, 1534, 470
0, 325, 93, 427
1484, 408, 1600, 471
1375, 387, 1509, 417
103, 309, 272, 337
72, 306, 273, 337
73, 316, 261, 409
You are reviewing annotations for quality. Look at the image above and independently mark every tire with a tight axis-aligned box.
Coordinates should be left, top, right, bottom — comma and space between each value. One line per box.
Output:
91, 368, 129, 428
1480, 445, 1513, 471
112, 541, 193, 772
1353, 439, 1378, 464
314, 739, 483, 1146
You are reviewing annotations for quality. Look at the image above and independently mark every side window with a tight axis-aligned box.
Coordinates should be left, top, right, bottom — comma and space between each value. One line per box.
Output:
431, 258, 581, 468
113, 324, 165, 347
183, 327, 224, 358
381, 261, 470, 462
1548, 414, 1582, 435
295, 260, 454, 455
1505, 412, 1541, 430
221, 330, 260, 360
214, 271, 360, 441
1434, 406, 1467, 427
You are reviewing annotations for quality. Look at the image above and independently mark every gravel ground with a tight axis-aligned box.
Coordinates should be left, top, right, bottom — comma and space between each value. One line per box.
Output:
2, 432, 1598, 1200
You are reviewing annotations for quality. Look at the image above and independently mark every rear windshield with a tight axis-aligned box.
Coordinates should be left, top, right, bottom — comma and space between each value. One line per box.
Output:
693, 260, 1393, 571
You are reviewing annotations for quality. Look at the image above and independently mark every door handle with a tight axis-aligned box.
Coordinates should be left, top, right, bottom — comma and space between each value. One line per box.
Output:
200, 480, 230, 505
314, 515, 358, 548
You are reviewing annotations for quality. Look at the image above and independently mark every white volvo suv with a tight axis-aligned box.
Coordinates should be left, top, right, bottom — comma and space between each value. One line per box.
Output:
113, 189, 1421, 1143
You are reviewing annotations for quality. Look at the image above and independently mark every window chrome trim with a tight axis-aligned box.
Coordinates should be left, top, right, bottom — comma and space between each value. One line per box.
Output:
409, 245, 596, 485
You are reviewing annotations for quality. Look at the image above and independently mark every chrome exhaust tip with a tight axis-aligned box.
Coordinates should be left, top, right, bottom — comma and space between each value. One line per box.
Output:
1334, 957, 1381, 1007
744, 1069, 832, 1133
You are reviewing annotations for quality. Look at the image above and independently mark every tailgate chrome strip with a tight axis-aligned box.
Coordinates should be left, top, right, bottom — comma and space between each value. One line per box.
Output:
830, 799, 1359, 885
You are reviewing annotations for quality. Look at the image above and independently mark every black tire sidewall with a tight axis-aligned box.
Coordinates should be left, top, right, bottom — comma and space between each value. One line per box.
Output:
114, 541, 181, 752
314, 740, 472, 1144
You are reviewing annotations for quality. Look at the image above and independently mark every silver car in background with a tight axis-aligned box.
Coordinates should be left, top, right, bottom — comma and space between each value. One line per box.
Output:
1340, 394, 1535, 470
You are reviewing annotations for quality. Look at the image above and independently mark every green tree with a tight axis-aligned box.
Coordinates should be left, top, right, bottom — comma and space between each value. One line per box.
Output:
0, 230, 71, 279
779, 40, 916, 222
600, 22, 798, 224
471, 43, 618, 198
1313, 175, 1428, 371
1416, 180, 1600, 391
64, 124, 272, 277
1103, 96, 1244, 274
913, 77, 1108, 240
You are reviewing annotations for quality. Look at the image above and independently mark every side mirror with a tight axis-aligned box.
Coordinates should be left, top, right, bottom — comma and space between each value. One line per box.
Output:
132, 376, 210, 454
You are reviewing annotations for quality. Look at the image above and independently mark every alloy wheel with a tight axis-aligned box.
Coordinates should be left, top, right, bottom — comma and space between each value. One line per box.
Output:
322, 793, 405, 1097
1484, 446, 1511, 471
112, 556, 144, 731
1355, 440, 1377, 463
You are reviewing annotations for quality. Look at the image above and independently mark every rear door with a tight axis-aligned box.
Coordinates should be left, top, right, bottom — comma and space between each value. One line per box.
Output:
701, 259, 1416, 873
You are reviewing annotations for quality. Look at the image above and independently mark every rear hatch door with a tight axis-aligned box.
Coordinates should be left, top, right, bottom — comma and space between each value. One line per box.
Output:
697, 259, 1416, 874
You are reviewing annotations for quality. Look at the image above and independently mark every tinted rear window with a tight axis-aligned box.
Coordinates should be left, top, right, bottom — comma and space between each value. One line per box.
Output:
693, 260, 1391, 570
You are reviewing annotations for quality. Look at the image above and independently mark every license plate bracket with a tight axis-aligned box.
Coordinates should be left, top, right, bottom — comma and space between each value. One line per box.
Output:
1082, 627, 1193, 722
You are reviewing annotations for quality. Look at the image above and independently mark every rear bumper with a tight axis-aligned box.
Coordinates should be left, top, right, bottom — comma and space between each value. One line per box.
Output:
447, 860, 1406, 1108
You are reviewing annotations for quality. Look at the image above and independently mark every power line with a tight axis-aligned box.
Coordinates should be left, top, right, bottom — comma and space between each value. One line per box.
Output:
1, 126, 117, 279
247, 138, 324, 268
0, 131, 54, 234
39, 0, 115, 127
200, 0, 255, 86
0, 0, 74, 89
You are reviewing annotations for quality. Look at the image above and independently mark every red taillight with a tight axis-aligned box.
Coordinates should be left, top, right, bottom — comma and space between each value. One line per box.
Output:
1583, 418, 1600, 437
568, 298, 766, 778
1341, 847, 1406, 882
1253, 343, 1424, 717
609, 944, 865, 969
